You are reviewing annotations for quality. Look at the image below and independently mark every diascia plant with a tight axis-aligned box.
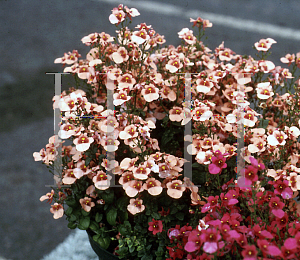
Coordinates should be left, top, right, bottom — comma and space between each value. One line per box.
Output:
34, 4, 300, 260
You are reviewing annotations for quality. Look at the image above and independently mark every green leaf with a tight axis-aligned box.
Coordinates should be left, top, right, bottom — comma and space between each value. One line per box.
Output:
67, 222, 77, 229
118, 210, 128, 222
116, 196, 129, 211
176, 212, 185, 221
258, 118, 269, 129
101, 191, 114, 204
95, 212, 103, 222
170, 207, 178, 215
151, 212, 160, 219
192, 162, 203, 169
69, 214, 77, 222
141, 254, 153, 260
106, 207, 117, 226
97, 237, 111, 250
65, 207, 73, 215
93, 234, 100, 242
85, 157, 92, 167
79, 217, 90, 230
66, 199, 77, 207
89, 221, 98, 231
81, 208, 90, 216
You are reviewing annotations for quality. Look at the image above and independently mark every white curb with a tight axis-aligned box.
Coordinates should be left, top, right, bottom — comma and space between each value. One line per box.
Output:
41, 229, 98, 260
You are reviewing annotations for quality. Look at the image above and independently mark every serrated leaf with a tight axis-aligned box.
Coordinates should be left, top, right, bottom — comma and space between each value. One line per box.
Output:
106, 207, 117, 226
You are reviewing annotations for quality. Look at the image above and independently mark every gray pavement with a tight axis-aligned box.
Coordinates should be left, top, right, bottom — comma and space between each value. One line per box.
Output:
1, 0, 300, 259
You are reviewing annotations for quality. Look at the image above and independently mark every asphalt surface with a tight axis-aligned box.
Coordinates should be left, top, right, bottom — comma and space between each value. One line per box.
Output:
1, 0, 300, 259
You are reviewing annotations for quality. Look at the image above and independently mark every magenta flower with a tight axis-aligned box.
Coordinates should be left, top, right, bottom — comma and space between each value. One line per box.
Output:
208, 151, 227, 174
184, 230, 202, 252
200, 227, 223, 254
148, 218, 163, 235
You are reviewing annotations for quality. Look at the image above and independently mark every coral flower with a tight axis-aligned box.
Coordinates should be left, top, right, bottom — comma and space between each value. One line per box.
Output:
79, 197, 95, 212
127, 198, 145, 215
93, 171, 112, 190
50, 203, 64, 219
40, 190, 55, 204
143, 178, 163, 196
166, 180, 186, 199
169, 106, 184, 122
148, 219, 163, 235
166, 57, 182, 73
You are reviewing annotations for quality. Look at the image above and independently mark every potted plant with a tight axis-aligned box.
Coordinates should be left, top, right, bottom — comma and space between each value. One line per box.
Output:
34, 3, 300, 259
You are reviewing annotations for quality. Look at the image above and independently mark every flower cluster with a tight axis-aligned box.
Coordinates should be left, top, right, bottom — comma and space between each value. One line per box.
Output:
34, 3, 300, 260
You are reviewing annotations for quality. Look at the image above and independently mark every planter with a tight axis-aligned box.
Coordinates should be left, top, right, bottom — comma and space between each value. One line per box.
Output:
86, 229, 119, 260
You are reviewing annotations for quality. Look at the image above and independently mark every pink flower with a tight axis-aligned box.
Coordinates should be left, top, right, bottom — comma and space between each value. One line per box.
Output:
148, 219, 163, 235
124, 6, 140, 19
254, 38, 276, 51
124, 180, 144, 197
112, 46, 129, 64
73, 133, 94, 152
131, 29, 149, 44
256, 82, 274, 99
141, 84, 160, 102
190, 17, 203, 27
109, 9, 125, 25
280, 53, 295, 65
166, 57, 182, 73
169, 106, 184, 122
267, 130, 288, 146
178, 28, 196, 45
113, 90, 131, 106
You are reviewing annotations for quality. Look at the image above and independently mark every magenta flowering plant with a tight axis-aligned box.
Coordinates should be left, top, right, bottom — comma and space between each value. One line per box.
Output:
33, 3, 300, 260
